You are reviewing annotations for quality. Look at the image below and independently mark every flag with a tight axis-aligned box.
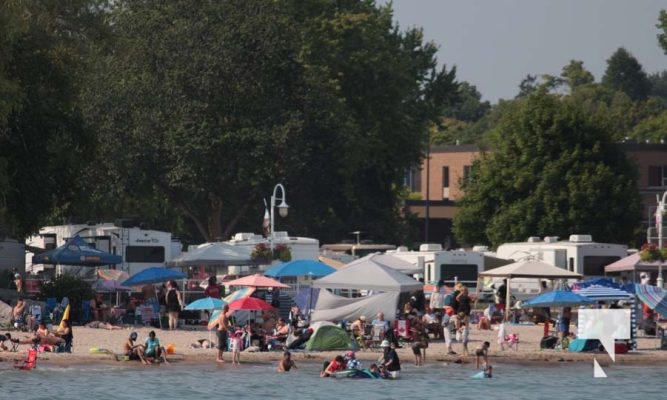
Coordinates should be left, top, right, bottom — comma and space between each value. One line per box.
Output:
262, 198, 271, 236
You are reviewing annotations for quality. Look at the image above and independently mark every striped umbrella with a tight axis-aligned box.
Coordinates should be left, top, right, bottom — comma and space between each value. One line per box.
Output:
98, 269, 129, 281
207, 287, 255, 330
635, 284, 667, 318
572, 285, 633, 301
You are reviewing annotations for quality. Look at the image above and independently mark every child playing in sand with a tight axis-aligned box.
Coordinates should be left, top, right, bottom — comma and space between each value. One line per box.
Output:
475, 341, 490, 369
230, 330, 243, 364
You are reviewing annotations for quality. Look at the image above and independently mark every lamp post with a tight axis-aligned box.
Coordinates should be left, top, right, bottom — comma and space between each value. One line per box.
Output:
657, 191, 667, 288
270, 183, 289, 257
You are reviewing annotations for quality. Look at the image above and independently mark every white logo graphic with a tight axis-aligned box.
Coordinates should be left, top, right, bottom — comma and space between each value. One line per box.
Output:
577, 309, 631, 378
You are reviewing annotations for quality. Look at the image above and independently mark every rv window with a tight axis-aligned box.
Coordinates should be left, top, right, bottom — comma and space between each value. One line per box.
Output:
126, 246, 165, 263
583, 256, 620, 277
438, 264, 478, 286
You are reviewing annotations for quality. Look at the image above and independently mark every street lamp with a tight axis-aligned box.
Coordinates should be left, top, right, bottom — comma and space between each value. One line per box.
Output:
657, 190, 667, 288
270, 183, 289, 256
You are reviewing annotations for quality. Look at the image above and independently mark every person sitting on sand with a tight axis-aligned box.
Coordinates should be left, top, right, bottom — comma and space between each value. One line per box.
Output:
144, 330, 169, 364
189, 339, 215, 349
124, 331, 148, 365
277, 351, 297, 372
86, 320, 124, 330
475, 341, 490, 369
55, 319, 73, 353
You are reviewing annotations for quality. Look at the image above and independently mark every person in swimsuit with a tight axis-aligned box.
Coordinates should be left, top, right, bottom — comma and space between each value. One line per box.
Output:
475, 341, 490, 369
277, 351, 297, 372
165, 280, 184, 330
123, 331, 148, 365
215, 304, 231, 363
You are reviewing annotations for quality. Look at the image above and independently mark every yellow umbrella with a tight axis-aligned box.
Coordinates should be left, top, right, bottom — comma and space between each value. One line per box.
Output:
58, 304, 70, 331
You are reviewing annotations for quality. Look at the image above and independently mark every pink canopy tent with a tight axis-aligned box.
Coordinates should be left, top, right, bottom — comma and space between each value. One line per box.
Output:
604, 253, 662, 273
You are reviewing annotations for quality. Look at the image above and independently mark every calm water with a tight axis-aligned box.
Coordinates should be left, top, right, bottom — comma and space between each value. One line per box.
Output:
1, 360, 663, 399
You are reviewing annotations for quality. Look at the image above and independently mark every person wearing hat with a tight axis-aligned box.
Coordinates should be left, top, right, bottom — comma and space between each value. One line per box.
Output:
123, 331, 148, 365
379, 340, 401, 378
344, 350, 361, 369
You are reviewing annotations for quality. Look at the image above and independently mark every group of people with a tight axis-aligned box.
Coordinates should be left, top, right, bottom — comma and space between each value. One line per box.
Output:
123, 330, 169, 365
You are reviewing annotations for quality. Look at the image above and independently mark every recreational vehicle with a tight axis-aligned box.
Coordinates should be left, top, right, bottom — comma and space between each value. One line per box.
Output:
389, 244, 484, 289
224, 231, 319, 274
25, 221, 182, 277
495, 235, 628, 277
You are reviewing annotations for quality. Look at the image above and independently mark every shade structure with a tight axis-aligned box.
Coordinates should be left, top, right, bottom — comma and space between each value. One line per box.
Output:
264, 259, 336, 278
92, 280, 132, 292
572, 285, 633, 301
32, 236, 122, 266
634, 284, 667, 318
227, 296, 273, 311
166, 242, 252, 267
97, 269, 129, 281
121, 267, 186, 287
342, 253, 422, 274
207, 288, 255, 330
522, 290, 594, 308
185, 297, 226, 311
312, 261, 423, 292
479, 259, 582, 279
604, 253, 663, 273
225, 273, 290, 289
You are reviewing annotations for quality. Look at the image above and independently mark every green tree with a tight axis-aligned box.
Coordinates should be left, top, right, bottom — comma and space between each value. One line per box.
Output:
443, 82, 490, 122
81, 0, 458, 244
560, 60, 595, 92
452, 89, 641, 248
0, 0, 108, 238
601, 47, 651, 101
658, 10, 667, 54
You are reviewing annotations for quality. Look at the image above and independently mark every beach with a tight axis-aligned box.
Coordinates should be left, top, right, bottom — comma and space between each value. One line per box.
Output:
2, 323, 666, 367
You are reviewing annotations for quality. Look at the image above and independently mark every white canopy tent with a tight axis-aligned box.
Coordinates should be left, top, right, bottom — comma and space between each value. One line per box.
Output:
342, 253, 423, 274
478, 259, 582, 320
311, 290, 399, 323
312, 261, 423, 292
166, 242, 252, 267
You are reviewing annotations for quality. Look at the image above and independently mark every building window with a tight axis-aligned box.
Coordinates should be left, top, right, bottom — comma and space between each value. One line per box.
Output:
442, 166, 450, 198
648, 165, 667, 187
463, 165, 473, 183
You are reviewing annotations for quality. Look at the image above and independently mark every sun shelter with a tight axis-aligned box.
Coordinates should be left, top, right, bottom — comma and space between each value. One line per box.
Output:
32, 236, 122, 266
312, 261, 423, 292
604, 253, 663, 282
342, 253, 422, 274
478, 259, 582, 320
572, 285, 636, 350
166, 242, 252, 267
305, 323, 355, 351
311, 290, 399, 323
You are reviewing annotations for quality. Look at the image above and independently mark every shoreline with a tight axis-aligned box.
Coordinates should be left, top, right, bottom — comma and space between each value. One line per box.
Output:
2, 324, 666, 368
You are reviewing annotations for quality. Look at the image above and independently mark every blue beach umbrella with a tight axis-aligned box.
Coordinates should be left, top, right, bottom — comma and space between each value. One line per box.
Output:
185, 297, 226, 311
121, 267, 186, 287
264, 259, 336, 278
522, 290, 594, 308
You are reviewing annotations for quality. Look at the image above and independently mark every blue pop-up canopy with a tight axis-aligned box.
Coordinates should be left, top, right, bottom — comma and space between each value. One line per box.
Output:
32, 236, 122, 266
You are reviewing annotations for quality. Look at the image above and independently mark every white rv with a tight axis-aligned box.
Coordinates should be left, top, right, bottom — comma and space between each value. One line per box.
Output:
224, 231, 319, 274
25, 221, 182, 277
495, 234, 628, 277
389, 244, 484, 290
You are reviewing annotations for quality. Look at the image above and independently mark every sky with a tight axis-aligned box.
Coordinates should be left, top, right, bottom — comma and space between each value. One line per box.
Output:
385, 0, 667, 103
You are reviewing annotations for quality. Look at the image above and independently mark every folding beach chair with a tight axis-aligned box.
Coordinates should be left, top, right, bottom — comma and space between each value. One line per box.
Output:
14, 349, 37, 370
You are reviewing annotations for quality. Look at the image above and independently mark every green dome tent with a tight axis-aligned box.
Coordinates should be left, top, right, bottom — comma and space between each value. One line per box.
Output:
305, 324, 355, 351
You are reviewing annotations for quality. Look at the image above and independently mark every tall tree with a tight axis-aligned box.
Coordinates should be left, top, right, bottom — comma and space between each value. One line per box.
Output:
658, 9, 667, 54
82, 0, 458, 243
0, 0, 107, 238
560, 60, 595, 91
601, 47, 651, 101
452, 89, 641, 248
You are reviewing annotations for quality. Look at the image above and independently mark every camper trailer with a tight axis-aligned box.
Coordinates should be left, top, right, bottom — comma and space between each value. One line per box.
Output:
25, 221, 182, 277
389, 244, 484, 289
495, 235, 628, 277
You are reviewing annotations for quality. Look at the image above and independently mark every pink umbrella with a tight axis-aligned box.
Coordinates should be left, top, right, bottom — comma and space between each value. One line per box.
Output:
227, 297, 274, 311
225, 273, 290, 289
98, 269, 129, 281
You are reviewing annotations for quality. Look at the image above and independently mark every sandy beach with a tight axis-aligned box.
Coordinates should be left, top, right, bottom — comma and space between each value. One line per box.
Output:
2, 322, 666, 367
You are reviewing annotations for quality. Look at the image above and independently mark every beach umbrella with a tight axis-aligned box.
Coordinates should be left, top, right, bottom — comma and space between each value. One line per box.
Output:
572, 285, 633, 301
635, 284, 667, 318
225, 274, 290, 289
121, 267, 186, 287
185, 297, 226, 311
207, 288, 256, 330
264, 259, 336, 278
522, 290, 594, 308
97, 269, 129, 281
227, 297, 274, 311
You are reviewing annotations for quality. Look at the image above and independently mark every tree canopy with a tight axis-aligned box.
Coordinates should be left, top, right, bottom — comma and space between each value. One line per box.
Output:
452, 89, 641, 248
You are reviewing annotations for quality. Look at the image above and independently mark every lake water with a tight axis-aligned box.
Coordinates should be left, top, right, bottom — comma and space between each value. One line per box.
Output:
1, 360, 664, 399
